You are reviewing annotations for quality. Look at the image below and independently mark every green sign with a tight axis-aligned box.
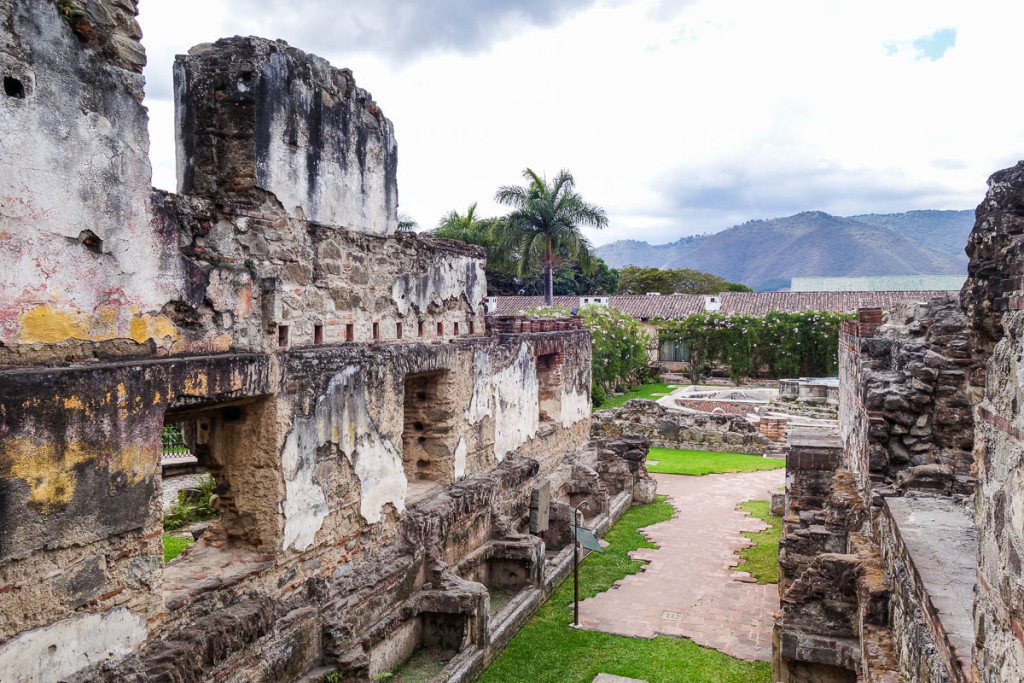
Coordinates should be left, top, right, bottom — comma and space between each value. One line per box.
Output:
570, 525, 604, 553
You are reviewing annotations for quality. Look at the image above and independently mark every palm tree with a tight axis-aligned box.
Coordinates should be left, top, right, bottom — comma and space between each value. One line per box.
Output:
396, 213, 419, 232
432, 203, 511, 272
494, 168, 608, 305
434, 203, 482, 240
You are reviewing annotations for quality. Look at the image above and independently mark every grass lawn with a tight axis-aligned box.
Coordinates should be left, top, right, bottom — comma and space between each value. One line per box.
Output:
162, 535, 193, 562
478, 496, 772, 683
732, 501, 781, 584
598, 383, 679, 411
646, 448, 786, 476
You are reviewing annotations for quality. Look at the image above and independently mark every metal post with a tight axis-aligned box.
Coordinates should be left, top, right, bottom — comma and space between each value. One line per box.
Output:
573, 523, 579, 626
571, 500, 589, 628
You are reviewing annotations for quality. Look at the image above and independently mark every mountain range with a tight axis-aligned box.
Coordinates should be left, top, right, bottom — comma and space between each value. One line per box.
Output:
595, 210, 974, 290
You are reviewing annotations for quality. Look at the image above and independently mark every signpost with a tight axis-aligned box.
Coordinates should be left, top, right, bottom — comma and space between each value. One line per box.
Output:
569, 500, 602, 628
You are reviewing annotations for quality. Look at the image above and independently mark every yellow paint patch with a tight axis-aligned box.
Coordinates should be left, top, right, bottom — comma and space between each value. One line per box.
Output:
90, 303, 121, 340
129, 314, 179, 348
1, 438, 157, 513
17, 305, 90, 344
2, 440, 93, 511
182, 372, 209, 397
108, 442, 160, 487
63, 396, 86, 410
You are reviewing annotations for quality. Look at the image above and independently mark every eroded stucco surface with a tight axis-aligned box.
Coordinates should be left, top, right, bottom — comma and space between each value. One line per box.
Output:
0, 10, 602, 683
0, 0, 182, 352
0, 607, 147, 683
466, 349, 494, 424
283, 366, 407, 549
392, 256, 485, 317
493, 343, 540, 460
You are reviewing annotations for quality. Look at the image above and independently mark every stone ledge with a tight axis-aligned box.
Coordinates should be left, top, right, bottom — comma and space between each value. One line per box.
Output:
881, 495, 976, 682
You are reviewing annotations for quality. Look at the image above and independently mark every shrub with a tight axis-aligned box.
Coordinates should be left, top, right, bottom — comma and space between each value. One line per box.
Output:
656, 310, 852, 383
529, 305, 654, 394
163, 473, 219, 531
591, 383, 607, 408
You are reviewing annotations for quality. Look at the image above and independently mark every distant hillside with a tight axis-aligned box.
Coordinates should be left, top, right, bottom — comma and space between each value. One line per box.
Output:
848, 210, 973, 262
595, 210, 969, 289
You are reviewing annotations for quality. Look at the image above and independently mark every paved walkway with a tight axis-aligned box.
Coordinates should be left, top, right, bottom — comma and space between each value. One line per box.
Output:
578, 469, 785, 661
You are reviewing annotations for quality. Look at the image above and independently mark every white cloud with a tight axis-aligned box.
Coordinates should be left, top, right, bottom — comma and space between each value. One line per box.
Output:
139, 0, 1024, 246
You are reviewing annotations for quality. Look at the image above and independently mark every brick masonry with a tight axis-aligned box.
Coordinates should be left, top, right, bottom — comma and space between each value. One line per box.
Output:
0, 10, 653, 682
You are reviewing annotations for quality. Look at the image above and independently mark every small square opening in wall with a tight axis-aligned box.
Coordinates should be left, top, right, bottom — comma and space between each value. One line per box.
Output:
278, 325, 289, 348
418, 321, 425, 337
346, 323, 354, 342
314, 324, 324, 345
536, 352, 562, 423
4, 76, 25, 99
396, 322, 403, 339
454, 322, 460, 336
403, 371, 457, 503
373, 322, 380, 340
437, 322, 444, 336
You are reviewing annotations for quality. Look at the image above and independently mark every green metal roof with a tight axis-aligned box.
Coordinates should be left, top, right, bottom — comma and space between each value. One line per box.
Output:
789, 275, 965, 292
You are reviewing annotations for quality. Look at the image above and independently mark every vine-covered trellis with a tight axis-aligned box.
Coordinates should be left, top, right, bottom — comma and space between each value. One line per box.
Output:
656, 310, 853, 383
529, 304, 654, 403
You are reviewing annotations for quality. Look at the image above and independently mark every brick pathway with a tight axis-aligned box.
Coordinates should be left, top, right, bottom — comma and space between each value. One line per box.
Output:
577, 469, 785, 661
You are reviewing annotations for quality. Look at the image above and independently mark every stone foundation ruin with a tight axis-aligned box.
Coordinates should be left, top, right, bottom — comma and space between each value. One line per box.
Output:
0, 3, 654, 681
592, 398, 770, 454
774, 162, 1024, 682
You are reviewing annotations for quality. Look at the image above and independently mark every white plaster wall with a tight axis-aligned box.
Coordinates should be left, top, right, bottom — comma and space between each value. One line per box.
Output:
454, 437, 467, 480
465, 349, 493, 424
282, 365, 407, 550
392, 256, 486, 317
493, 343, 539, 461
560, 386, 591, 428
0, 1, 183, 347
256, 51, 397, 236
0, 607, 147, 683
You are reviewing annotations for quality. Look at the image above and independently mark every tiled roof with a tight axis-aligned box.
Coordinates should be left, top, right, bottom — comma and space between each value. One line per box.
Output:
491, 290, 957, 320
790, 275, 967, 292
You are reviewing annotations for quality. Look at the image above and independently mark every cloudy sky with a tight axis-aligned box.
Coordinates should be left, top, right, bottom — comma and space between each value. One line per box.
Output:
138, 0, 1024, 246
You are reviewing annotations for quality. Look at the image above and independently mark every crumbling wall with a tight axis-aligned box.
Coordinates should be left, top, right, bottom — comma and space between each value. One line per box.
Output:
0, 10, 610, 682
0, 0, 184, 364
839, 297, 976, 497
591, 398, 769, 454
780, 293, 980, 682
2, 24, 484, 367
963, 161, 1024, 682
174, 37, 398, 235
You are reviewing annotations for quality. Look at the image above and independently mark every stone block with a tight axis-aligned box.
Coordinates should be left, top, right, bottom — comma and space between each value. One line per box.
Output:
530, 479, 551, 534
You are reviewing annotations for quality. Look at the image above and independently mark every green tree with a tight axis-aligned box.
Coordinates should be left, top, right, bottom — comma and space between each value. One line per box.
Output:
432, 203, 512, 273
495, 169, 608, 305
530, 304, 653, 395
618, 266, 748, 295
397, 213, 419, 232
488, 253, 619, 296
656, 311, 851, 382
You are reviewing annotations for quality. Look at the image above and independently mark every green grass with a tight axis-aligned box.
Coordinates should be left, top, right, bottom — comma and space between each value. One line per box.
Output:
597, 383, 678, 411
732, 501, 781, 584
478, 496, 771, 683
162, 535, 193, 562
391, 646, 447, 682
646, 448, 785, 476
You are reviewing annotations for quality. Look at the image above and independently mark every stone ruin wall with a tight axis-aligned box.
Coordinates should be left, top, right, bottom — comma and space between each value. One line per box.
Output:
962, 161, 1024, 683
838, 297, 979, 500
778, 161, 1024, 683
777, 295, 980, 683
0, 3, 656, 681
591, 398, 770, 454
